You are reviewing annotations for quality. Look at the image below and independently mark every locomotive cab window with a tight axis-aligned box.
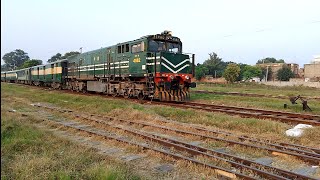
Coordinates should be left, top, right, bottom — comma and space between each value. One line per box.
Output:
148, 40, 181, 53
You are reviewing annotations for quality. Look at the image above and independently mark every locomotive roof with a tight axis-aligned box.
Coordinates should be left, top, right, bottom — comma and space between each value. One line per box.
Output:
77, 35, 152, 56
77, 33, 181, 56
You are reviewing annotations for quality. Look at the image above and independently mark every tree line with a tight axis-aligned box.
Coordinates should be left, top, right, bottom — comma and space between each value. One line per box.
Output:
1, 49, 80, 71
195, 52, 295, 83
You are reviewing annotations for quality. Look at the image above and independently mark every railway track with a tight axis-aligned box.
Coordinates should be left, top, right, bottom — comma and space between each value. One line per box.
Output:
154, 101, 320, 126
32, 103, 320, 180
8, 83, 320, 126
193, 90, 320, 101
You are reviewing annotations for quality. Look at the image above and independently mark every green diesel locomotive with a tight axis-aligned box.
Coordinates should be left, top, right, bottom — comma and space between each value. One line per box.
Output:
1, 31, 196, 101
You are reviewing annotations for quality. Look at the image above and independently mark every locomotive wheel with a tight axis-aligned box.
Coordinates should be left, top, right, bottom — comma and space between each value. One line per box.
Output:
137, 93, 144, 100
123, 92, 129, 98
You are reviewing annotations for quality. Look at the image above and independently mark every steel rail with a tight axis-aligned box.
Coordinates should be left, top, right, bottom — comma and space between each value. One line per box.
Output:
153, 101, 320, 126
33, 104, 319, 179
102, 116, 320, 165
185, 102, 320, 120
12, 83, 320, 126
44, 116, 254, 179
193, 90, 320, 101
83, 115, 314, 180
33, 103, 320, 164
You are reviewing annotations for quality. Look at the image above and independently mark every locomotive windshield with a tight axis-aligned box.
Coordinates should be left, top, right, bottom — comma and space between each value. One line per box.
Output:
148, 40, 181, 53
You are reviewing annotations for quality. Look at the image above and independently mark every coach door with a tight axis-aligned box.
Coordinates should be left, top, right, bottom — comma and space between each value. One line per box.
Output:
61, 61, 68, 80
51, 64, 54, 81
67, 62, 76, 78
27, 69, 31, 82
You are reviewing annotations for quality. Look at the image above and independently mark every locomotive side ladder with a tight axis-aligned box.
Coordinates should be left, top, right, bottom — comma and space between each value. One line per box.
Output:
145, 52, 158, 100
146, 73, 155, 99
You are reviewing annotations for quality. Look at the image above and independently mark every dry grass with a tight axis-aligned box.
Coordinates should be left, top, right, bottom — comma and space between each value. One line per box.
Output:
2, 83, 320, 179
191, 93, 320, 114
194, 83, 320, 97
3, 83, 320, 147
229, 145, 269, 159
1, 108, 141, 180
3, 97, 225, 179
192, 83, 320, 114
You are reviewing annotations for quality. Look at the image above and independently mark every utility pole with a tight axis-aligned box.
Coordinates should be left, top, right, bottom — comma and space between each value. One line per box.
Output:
265, 66, 269, 82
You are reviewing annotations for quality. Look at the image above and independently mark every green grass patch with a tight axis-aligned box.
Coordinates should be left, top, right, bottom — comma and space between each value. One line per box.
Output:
1, 83, 133, 114
2, 83, 319, 147
190, 93, 320, 114
149, 105, 289, 135
193, 82, 320, 97
1, 107, 141, 180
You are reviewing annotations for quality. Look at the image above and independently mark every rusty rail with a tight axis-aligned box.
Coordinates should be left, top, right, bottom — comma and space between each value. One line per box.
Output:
32, 103, 319, 180
154, 101, 320, 126
10, 83, 320, 126
34, 103, 320, 164
193, 90, 320, 101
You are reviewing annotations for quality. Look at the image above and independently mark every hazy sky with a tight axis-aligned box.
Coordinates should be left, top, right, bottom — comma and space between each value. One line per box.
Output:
1, 0, 320, 67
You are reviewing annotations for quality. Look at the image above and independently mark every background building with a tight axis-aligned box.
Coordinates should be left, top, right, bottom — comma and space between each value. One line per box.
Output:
304, 56, 320, 81
311, 55, 320, 64
257, 63, 299, 81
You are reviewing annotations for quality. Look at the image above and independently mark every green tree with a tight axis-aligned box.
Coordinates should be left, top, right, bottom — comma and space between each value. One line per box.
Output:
20, 59, 42, 69
195, 64, 208, 80
223, 63, 240, 83
47, 53, 62, 63
242, 65, 262, 81
236, 63, 248, 81
1, 64, 10, 71
48, 51, 80, 63
256, 57, 285, 64
203, 52, 226, 77
277, 65, 295, 81
2, 49, 29, 70
62, 51, 80, 59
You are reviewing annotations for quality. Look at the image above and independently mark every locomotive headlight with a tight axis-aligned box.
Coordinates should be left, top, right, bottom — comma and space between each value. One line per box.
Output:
185, 75, 190, 80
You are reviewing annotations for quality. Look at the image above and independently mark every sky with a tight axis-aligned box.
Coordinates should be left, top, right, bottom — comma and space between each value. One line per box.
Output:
1, 0, 320, 67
